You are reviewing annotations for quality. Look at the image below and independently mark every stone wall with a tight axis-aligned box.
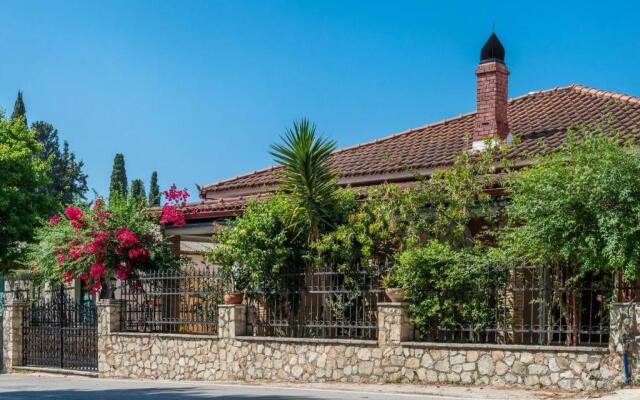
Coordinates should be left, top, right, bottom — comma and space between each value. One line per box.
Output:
98, 301, 624, 390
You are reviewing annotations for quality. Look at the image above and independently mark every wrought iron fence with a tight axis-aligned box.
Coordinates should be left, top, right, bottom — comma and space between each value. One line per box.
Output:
246, 266, 385, 340
118, 269, 223, 335
412, 265, 615, 346
22, 285, 97, 371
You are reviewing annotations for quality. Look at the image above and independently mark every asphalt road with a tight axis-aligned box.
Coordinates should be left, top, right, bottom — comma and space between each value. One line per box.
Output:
0, 374, 474, 400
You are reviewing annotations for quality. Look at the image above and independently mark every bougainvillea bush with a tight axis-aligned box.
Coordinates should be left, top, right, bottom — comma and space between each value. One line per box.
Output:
28, 187, 189, 297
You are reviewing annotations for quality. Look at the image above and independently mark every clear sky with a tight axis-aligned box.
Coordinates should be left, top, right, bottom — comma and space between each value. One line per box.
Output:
1, 1, 639, 200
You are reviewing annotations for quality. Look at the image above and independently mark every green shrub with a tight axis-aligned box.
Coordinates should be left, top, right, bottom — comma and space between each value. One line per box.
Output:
396, 240, 509, 334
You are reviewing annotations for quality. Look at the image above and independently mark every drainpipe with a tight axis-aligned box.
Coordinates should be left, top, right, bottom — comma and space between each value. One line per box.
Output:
621, 300, 636, 385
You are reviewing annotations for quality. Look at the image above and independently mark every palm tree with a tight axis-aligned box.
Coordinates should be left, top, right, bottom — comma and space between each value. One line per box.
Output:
270, 118, 338, 242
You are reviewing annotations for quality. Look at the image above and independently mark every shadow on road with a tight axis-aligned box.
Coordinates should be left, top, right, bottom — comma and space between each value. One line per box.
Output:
0, 386, 328, 400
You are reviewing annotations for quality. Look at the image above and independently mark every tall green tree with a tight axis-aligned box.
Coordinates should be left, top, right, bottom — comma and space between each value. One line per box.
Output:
11, 91, 27, 126
505, 126, 640, 281
148, 171, 160, 206
504, 125, 640, 345
32, 121, 88, 206
270, 118, 338, 242
109, 153, 128, 201
130, 179, 146, 204
0, 112, 53, 269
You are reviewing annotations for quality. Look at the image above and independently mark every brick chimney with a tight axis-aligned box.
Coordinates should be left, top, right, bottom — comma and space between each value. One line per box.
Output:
473, 33, 510, 151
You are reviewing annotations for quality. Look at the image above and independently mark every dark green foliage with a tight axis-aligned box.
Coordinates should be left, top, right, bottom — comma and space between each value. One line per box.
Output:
504, 124, 640, 282
130, 179, 146, 204
11, 91, 27, 126
148, 171, 160, 206
208, 194, 309, 293
109, 153, 128, 202
270, 118, 338, 242
396, 241, 509, 333
32, 121, 88, 206
0, 112, 54, 269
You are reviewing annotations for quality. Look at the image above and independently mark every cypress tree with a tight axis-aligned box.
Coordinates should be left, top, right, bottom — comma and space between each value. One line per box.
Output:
11, 91, 27, 126
148, 171, 160, 206
109, 153, 128, 201
130, 179, 146, 204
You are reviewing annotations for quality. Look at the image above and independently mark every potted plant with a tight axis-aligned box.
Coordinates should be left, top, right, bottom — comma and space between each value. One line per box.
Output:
381, 272, 406, 302
220, 262, 249, 304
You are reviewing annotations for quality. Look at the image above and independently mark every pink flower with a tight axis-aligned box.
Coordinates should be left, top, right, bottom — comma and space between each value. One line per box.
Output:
70, 219, 83, 230
86, 230, 109, 255
64, 206, 84, 221
48, 215, 61, 226
115, 264, 132, 280
62, 270, 74, 284
69, 247, 83, 260
87, 279, 102, 296
92, 198, 104, 211
160, 205, 186, 227
89, 262, 106, 279
56, 254, 67, 264
127, 247, 149, 261
115, 228, 139, 249
164, 185, 189, 204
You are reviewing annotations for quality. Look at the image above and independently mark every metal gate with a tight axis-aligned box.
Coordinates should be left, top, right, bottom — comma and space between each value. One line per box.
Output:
22, 286, 97, 371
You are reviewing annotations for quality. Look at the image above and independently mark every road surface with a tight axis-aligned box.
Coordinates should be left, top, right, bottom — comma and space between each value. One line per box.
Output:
0, 373, 527, 400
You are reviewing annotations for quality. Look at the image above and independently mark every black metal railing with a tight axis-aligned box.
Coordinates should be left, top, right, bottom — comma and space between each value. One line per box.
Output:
412, 266, 615, 346
246, 266, 385, 340
118, 269, 223, 335
22, 285, 97, 371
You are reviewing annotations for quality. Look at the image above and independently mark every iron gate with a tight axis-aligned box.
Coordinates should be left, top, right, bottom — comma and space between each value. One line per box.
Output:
22, 286, 97, 371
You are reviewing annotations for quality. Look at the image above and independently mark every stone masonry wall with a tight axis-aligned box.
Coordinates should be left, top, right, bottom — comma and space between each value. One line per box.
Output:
100, 334, 622, 390
98, 302, 624, 391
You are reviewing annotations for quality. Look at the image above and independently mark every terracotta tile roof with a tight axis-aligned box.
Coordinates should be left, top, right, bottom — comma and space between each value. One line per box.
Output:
200, 84, 640, 198
183, 193, 270, 219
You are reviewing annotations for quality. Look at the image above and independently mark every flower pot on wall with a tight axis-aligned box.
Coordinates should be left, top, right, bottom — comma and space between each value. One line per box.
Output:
385, 288, 407, 302
224, 293, 244, 304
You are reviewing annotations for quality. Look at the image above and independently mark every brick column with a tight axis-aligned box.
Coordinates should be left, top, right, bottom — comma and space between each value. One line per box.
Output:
2, 299, 28, 372
97, 299, 123, 376
218, 304, 246, 338
377, 302, 413, 346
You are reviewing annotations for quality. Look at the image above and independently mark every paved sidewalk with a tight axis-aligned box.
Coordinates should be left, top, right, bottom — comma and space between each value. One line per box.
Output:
0, 373, 636, 400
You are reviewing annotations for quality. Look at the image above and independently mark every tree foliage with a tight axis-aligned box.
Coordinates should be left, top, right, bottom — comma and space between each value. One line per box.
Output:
27, 198, 183, 297
395, 240, 509, 332
32, 121, 88, 206
504, 125, 640, 282
0, 112, 53, 268
11, 91, 27, 126
148, 171, 160, 207
270, 118, 338, 242
207, 194, 309, 293
109, 153, 128, 202
130, 179, 146, 205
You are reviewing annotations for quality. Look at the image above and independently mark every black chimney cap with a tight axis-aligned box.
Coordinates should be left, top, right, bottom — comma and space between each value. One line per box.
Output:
480, 33, 505, 64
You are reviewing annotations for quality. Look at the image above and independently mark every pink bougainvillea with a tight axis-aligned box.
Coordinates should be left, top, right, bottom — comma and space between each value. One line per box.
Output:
64, 205, 84, 221
39, 194, 184, 297
160, 184, 189, 227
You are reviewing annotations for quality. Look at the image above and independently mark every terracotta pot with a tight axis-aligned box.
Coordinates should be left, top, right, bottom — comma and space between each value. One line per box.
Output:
223, 293, 244, 304
385, 288, 407, 302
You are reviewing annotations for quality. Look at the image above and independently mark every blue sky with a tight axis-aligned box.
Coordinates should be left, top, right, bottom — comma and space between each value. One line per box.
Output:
1, 1, 639, 200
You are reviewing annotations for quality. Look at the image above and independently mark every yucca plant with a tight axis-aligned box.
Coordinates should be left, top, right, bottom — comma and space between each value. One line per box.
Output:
270, 118, 338, 242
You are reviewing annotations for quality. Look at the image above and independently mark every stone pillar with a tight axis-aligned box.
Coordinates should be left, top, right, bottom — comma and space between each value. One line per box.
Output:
97, 299, 123, 376
609, 302, 640, 382
97, 299, 123, 335
2, 299, 28, 372
377, 302, 413, 346
218, 304, 246, 338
